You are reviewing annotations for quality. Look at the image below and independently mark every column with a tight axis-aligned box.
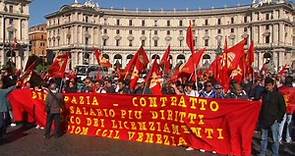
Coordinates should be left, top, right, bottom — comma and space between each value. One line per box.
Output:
73, 26, 77, 44
273, 52, 279, 71
279, 23, 284, 46
273, 24, 279, 46
15, 19, 20, 41
71, 52, 78, 69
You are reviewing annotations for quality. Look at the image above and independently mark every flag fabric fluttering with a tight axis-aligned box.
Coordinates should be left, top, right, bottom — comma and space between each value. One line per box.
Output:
48, 53, 70, 78
186, 21, 195, 54
127, 47, 149, 90
159, 45, 171, 73
145, 58, 163, 95
95, 49, 112, 68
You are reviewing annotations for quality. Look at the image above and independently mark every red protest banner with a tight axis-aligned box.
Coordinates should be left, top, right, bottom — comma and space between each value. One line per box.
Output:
64, 94, 260, 156
9, 90, 261, 156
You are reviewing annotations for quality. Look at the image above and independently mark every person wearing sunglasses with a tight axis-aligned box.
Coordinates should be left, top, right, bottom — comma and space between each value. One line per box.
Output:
214, 84, 225, 99
199, 81, 217, 98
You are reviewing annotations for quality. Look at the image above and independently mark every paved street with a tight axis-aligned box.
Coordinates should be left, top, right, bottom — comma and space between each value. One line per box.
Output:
0, 125, 294, 156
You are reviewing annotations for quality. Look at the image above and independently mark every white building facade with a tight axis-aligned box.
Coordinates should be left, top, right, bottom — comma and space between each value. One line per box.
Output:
46, 0, 295, 71
0, 0, 31, 69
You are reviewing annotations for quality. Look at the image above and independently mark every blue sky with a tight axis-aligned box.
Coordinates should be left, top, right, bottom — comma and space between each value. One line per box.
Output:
29, 0, 292, 26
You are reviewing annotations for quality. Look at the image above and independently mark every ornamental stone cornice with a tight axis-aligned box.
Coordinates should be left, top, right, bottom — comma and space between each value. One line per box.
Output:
114, 35, 122, 40
140, 36, 147, 40
165, 36, 172, 41
229, 34, 235, 39
177, 36, 184, 41
102, 34, 109, 40
85, 33, 91, 38
262, 31, 270, 37
241, 33, 249, 38
127, 35, 134, 41
202, 36, 210, 40
152, 36, 159, 41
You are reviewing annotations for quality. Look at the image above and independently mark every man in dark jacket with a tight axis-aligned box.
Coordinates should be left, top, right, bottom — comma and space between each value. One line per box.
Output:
259, 77, 286, 156
44, 83, 64, 139
0, 80, 16, 140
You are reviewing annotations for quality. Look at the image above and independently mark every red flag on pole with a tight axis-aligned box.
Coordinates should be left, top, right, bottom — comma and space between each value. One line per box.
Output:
94, 49, 112, 68
246, 40, 255, 76
128, 47, 149, 89
145, 58, 163, 95
48, 53, 70, 78
170, 49, 205, 81
159, 45, 171, 73
186, 21, 195, 54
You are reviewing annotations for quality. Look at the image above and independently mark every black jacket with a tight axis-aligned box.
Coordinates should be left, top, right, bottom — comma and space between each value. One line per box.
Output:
259, 90, 286, 129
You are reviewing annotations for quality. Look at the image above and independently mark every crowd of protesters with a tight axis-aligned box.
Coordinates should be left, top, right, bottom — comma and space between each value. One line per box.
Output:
0, 64, 294, 156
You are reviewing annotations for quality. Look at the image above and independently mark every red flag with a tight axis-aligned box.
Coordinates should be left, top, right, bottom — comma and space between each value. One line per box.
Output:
95, 49, 112, 68
170, 49, 205, 81
208, 56, 222, 80
230, 55, 246, 84
245, 40, 255, 76
159, 45, 171, 73
186, 21, 195, 53
48, 53, 70, 78
279, 86, 295, 114
222, 38, 247, 70
145, 58, 163, 95
129, 47, 149, 89
278, 64, 289, 76
179, 49, 205, 74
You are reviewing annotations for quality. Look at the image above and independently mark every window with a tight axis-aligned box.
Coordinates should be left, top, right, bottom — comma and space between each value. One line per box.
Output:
217, 29, 221, 34
9, 18, 13, 25
244, 16, 248, 23
129, 30, 132, 35
205, 29, 208, 34
179, 30, 183, 35
266, 25, 270, 30
205, 19, 208, 25
244, 27, 247, 32
154, 30, 158, 35
154, 20, 158, 26
179, 40, 183, 47
85, 16, 88, 23
9, 5, 13, 13
142, 20, 145, 26
85, 37, 89, 45
218, 18, 221, 25
104, 29, 107, 34
265, 36, 270, 43
154, 40, 158, 47
116, 30, 120, 34
141, 40, 145, 46
179, 20, 183, 26
231, 28, 234, 33
192, 20, 196, 26
41, 35, 44, 40
141, 30, 145, 35
231, 17, 234, 24
205, 39, 209, 46
116, 19, 120, 25
266, 14, 270, 20
103, 39, 107, 46
129, 40, 132, 47
167, 30, 170, 35
129, 20, 132, 26
116, 39, 120, 46
167, 20, 170, 26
